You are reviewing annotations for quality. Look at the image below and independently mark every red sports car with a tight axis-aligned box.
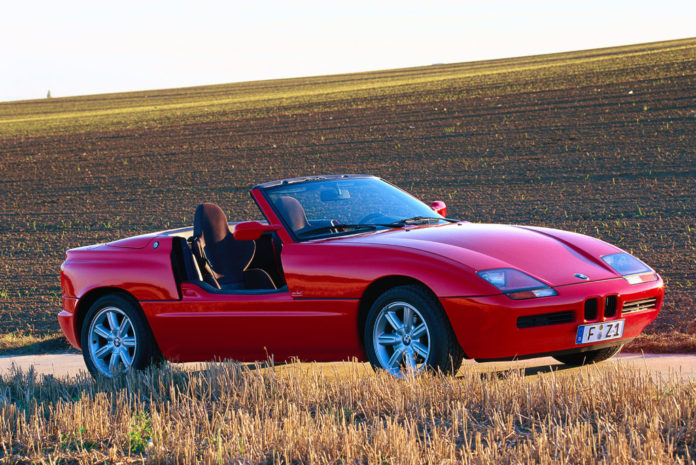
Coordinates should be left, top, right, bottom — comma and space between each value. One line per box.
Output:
59, 175, 663, 378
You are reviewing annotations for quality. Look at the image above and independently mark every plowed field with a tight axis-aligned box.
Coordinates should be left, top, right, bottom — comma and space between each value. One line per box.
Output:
1, 38, 694, 350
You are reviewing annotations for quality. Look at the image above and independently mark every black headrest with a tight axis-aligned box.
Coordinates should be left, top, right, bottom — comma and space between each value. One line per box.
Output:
193, 203, 229, 244
276, 196, 309, 231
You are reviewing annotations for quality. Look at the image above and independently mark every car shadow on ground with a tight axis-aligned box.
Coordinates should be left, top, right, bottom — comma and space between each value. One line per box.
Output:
471, 362, 577, 380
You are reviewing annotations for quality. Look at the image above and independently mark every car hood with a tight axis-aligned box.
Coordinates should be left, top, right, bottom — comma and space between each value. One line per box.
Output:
343, 223, 621, 286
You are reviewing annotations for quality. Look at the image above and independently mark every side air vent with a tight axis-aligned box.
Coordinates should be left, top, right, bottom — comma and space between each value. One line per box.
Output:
604, 295, 618, 318
584, 298, 598, 320
622, 298, 657, 314
517, 311, 576, 329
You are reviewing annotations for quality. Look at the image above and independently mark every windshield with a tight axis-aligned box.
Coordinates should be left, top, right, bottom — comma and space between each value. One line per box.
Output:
263, 177, 448, 239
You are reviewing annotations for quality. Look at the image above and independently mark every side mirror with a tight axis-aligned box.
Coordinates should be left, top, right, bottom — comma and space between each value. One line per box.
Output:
429, 201, 447, 217
232, 221, 281, 241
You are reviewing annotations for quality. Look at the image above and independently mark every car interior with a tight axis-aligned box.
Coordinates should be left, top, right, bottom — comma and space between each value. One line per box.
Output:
170, 202, 287, 294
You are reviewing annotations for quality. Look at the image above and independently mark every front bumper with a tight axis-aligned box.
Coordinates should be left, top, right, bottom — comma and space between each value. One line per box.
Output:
441, 277, 663, 360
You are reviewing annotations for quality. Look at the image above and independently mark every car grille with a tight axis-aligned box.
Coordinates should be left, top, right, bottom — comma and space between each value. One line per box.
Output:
604, 295, 618, 318
517, 311, 576, 329
584, 298, 598, 320
622, 298, 658, 314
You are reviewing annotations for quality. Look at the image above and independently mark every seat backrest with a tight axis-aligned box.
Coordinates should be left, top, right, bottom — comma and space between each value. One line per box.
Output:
193, 203, 254, 286
276, 196, 310, 232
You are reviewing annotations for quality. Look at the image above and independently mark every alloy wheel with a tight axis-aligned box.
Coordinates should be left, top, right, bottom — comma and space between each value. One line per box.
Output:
372, 301, 431, 376
88, 306, 137, 377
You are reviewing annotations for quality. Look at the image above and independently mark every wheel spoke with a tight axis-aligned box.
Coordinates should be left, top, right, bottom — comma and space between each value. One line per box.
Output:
118, 318, 132, 338
94, 343, 113, 359
403, 306, 413, 332
411, 323, 427, 339
387, 345, 405, 368
106, 312, 119, 332
412, 341, 429, 359
108, 351, 120, 372
385, 311, 404, 332
377, 334, 400, 346
121, 337, 136, 348
119, 347, 133, 368
93, 324, 111, 340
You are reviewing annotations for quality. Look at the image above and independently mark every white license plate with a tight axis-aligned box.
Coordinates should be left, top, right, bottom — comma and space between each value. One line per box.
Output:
575, 320, 624, 344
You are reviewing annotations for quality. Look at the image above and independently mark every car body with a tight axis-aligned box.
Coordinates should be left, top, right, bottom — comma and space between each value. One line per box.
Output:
58, 175, 664, 377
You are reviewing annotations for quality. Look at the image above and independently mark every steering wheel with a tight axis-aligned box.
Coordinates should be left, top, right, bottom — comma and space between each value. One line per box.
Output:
358, 213, 385, 224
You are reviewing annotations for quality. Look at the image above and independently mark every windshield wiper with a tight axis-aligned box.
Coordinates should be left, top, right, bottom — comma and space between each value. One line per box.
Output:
383, 216, 458, 227
298, 217, 459, 238
296, 224, 378, 238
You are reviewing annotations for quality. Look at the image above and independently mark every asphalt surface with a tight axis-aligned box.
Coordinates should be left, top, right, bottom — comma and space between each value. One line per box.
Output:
0, 353, 695, 381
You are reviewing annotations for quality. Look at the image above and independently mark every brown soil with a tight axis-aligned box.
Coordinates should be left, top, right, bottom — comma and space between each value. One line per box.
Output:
0, 38, 694, 350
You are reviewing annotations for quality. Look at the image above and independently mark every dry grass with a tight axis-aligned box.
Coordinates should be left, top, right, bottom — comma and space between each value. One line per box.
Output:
0, 360, 694, 464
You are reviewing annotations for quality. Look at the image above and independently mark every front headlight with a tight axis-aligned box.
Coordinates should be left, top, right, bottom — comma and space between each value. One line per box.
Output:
602, 252, 657, 284
477, 268, 557, 300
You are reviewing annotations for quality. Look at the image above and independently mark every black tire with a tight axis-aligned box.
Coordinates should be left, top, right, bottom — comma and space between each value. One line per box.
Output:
552, 344, 623, 366
80, 294, 161, 378
364, 285, 464, 376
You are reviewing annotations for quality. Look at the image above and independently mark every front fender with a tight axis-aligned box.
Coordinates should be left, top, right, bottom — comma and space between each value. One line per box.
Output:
281, 242, 493, 298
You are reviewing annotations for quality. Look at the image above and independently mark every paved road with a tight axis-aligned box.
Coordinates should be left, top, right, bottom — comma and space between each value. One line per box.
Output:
1, 352, 695, 380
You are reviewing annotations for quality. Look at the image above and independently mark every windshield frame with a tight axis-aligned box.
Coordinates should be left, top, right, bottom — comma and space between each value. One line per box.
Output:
255, 175, 448, 242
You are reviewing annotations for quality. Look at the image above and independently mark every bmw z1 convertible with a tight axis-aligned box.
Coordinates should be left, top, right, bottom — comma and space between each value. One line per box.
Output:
59, 175, 663, 378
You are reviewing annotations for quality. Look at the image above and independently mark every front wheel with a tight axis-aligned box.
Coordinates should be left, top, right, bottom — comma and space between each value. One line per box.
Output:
80, 294, 159, 378
364, 285, 463, 377
552, 344, 623, 366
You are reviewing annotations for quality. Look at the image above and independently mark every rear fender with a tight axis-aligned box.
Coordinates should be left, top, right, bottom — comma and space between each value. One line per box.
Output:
61, 236, 179, 301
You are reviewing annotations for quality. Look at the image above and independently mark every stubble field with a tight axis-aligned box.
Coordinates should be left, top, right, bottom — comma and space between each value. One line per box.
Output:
0, 38, 695, 351
1, 360, 696, 463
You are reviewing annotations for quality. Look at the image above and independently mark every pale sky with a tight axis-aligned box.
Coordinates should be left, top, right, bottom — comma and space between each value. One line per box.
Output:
1, 0, 694, 102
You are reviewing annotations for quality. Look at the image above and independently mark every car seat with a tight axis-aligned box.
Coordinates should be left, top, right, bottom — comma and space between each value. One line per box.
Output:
191, 203, 275, 290
275, 196, 310, 233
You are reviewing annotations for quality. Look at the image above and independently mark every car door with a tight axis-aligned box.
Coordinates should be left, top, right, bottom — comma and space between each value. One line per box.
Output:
147, 276, 362, 363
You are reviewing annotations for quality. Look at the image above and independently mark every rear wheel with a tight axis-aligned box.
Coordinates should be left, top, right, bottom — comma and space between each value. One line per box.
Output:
80, 294, 159, 378
364, 285, 463, 377
553, 344, 623, 366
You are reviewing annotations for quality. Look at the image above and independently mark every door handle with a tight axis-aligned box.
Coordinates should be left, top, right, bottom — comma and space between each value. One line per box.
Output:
183, 288, 198, 297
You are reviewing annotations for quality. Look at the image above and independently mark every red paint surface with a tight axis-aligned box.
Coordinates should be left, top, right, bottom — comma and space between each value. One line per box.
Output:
60, 237, 179, 301
58, 298, 79, 348
143, 283, 363, 362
